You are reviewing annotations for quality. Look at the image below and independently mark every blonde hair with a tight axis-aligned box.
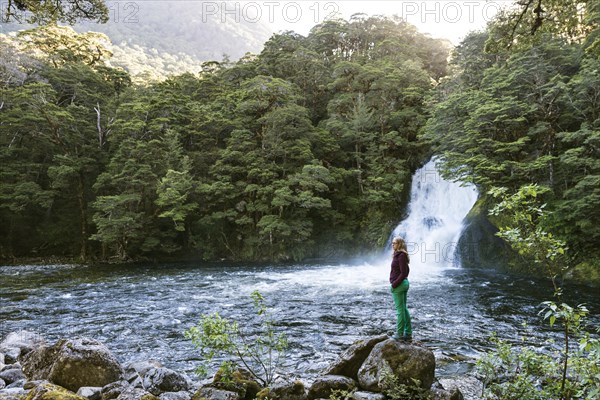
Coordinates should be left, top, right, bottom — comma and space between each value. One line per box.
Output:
392, 236, 410, 263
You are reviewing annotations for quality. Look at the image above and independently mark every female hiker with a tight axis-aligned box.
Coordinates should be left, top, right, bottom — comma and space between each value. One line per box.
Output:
390, 236, 412, 342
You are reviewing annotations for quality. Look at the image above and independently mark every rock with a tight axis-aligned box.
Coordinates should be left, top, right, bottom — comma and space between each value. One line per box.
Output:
77, 386, 103, 400
6, 379, 26, 389
193, 387, 240, 400
431, 386, 463, 400
22, 382, 86, 400
357, 340, 435, 392
100, 380, 130, 400
438, 376, 482, 400
0, 331, 46, 358
307, 375, 356, 400
123, 360, 163, 382
323, 335, 389, 380
0, 368, 26, 384
210, 367, 262, 400
0, 386, 28, 399
115, 386, 159, 400
0, 378, 5, 390
255, 379, 306, 400
351, 392, 386, 400
143, 368, 192, 396
0, 352, 4, 364
24, 380, 49, 390
159, 392, 192, 400
22, 337, 124, 392
3, 348, 21, 364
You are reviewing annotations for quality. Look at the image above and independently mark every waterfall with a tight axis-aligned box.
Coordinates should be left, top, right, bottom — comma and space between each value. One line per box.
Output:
389, 159, 478, 276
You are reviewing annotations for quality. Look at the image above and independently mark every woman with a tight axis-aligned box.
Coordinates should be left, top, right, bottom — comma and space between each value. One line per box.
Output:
390, 236, 412, 342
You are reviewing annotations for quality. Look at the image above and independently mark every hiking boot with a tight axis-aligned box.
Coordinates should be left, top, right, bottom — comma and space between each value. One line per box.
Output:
401, 335, 413, 343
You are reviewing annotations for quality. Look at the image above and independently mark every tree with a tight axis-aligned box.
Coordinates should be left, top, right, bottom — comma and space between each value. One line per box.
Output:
16, 24, 112, 67
1, 0, 109, 24
486, 0, 594, 51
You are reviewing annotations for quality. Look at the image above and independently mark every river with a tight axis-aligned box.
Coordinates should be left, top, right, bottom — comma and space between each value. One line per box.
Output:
1, 160, 598, 382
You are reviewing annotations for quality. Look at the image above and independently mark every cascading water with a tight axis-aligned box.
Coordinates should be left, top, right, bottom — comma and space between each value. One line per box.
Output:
389, 159, 478, 278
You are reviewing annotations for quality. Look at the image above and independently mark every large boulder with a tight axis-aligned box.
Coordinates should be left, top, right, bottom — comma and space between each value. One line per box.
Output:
23, 382, 87, 400
357, 340, 435, 392
21, 337, 124, 392
255, 379, 306, 400
143, 367, 192, 396
192, 387, 240, 400
323, 335, 389, 380
307, 375, 356, 400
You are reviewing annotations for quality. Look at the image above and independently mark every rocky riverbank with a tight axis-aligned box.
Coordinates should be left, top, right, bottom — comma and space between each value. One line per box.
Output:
0, 331, 483, 400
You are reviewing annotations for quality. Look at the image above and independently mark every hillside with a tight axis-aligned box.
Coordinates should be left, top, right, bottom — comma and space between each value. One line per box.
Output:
1, 0, 274, 80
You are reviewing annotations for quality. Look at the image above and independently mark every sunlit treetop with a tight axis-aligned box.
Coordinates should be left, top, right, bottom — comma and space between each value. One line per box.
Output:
486, 0, 596, 51
1, 0, 109, 24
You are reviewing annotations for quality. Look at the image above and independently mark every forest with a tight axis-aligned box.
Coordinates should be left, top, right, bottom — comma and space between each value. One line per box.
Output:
0, 1, 598, 278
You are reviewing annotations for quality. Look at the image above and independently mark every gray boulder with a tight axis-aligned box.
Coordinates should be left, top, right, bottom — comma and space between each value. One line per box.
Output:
159, 392, 192, 400
323, 335, 389, 380
307, 375, 356, 400
357, 340, 435, 392
351, 392, 386, 400
432, 386, 464, 400
143, 367, 192, 396
124, 360, 163, 382
0, 378, 5, 390
22, 337, 124, 392
194, 387, 240, 400
115, 386, 159, 400
0, 367, 25, 384
2, 348, 21, 364
77, 386, 103, 400
101, 380, 130, 400
0, 386, 28, 399
0, 331, 46, 357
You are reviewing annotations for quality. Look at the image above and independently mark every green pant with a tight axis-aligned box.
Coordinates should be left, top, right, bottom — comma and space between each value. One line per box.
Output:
391, 279, 412, 337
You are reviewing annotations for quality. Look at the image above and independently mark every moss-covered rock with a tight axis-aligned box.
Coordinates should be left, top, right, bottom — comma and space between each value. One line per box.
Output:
565, 260, 600, 287
457, 198, 512, 269
24, 382, 86, 400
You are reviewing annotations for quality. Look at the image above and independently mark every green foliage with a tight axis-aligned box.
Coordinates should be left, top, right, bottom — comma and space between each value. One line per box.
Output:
477, 314, 600, 400
488, 185, 568, 291
1, 14, 444, 262
427, 3, 600, 274
185, 291, 288, 387
1, 0, 109, 24
379, 365, 432, 400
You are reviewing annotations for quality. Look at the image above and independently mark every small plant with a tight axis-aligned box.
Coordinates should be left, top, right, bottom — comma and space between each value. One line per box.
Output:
379, 365, 432, 400
481, 185, 600, 399
185, 290, 288, 386
476, 303, 599, 399
328, 389, 354, 400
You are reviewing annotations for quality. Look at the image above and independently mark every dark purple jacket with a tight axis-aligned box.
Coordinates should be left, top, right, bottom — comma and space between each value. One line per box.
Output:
390, 251, 409, 288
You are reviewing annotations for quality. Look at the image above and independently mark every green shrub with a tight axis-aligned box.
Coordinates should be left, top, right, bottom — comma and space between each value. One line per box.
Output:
185, 290, 288, 386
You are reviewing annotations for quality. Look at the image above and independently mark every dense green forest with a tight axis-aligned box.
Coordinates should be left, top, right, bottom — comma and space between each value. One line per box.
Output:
0, 14, 447, 262
1, 1, 598, 277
